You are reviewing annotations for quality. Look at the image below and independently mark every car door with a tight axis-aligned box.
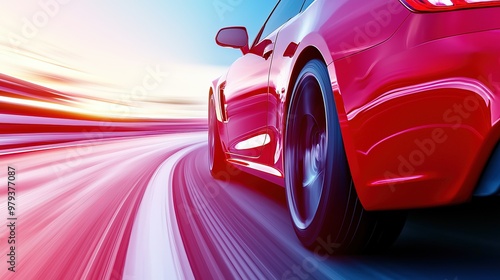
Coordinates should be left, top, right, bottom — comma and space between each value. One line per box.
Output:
223, 0, 305, 158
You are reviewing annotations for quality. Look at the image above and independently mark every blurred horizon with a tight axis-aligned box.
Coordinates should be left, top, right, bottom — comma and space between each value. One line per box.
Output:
0, 0, 276, 119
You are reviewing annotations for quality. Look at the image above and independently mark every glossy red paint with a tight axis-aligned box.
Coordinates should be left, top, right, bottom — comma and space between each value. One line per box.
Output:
210, 0, 500, 210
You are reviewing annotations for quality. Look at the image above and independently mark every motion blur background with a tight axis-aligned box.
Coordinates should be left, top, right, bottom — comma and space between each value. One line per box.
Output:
0, 0, 276, 118
3, 2, 500, 280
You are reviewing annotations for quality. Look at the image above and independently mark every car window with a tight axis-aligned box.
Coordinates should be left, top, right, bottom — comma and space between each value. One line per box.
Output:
256, 0, 305, 43
301, 0, 315, 11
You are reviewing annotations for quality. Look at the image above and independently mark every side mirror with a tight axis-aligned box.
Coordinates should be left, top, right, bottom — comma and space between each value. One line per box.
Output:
216, 26, 249, 54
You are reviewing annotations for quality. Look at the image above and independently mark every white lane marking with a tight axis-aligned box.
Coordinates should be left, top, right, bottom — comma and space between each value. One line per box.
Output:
123, 140, 205, 280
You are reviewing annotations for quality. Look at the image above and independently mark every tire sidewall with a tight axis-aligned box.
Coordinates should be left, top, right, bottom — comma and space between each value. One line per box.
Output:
285, 59, 350, 248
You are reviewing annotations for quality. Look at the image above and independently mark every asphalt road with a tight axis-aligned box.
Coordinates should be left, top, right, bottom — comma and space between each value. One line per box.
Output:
173, 144, 500, 280
1, 133, 499, 280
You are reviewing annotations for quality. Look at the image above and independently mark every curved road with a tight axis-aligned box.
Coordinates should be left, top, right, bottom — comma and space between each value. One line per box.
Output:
173, 144, 500, 280
1, 133, 499, 279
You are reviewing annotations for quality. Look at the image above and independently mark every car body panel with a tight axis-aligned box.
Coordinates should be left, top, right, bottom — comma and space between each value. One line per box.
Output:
223, 49, 272, 158
334, 9, 500, 209
211, 0, 500, 211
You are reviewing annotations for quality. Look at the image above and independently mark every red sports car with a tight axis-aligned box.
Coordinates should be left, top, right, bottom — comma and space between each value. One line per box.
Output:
208, 0, 500, 253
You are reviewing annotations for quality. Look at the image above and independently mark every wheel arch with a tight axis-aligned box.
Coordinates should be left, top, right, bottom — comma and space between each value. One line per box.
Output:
283, 46, 326, 139
283, 46, 361, 204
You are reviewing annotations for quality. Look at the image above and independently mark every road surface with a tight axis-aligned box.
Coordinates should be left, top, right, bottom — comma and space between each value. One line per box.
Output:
1, 132, 499, 279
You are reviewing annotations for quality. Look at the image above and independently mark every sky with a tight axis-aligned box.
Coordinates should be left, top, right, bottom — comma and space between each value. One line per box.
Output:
0, 0, 277, 118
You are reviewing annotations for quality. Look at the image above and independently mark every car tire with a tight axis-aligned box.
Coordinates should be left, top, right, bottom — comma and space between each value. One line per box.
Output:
208, 95, 228, 176
284, 59, 406, 254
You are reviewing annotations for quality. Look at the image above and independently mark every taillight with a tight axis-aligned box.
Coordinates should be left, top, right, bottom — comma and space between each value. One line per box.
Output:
403, 0, 500, 12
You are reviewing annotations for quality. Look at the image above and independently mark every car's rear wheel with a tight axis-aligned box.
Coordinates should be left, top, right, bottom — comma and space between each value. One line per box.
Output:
284, 59, 406, 254
208, 95, 228, 176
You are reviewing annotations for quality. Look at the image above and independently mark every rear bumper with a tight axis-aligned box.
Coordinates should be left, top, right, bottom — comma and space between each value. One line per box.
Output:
335, 8, 500, 210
